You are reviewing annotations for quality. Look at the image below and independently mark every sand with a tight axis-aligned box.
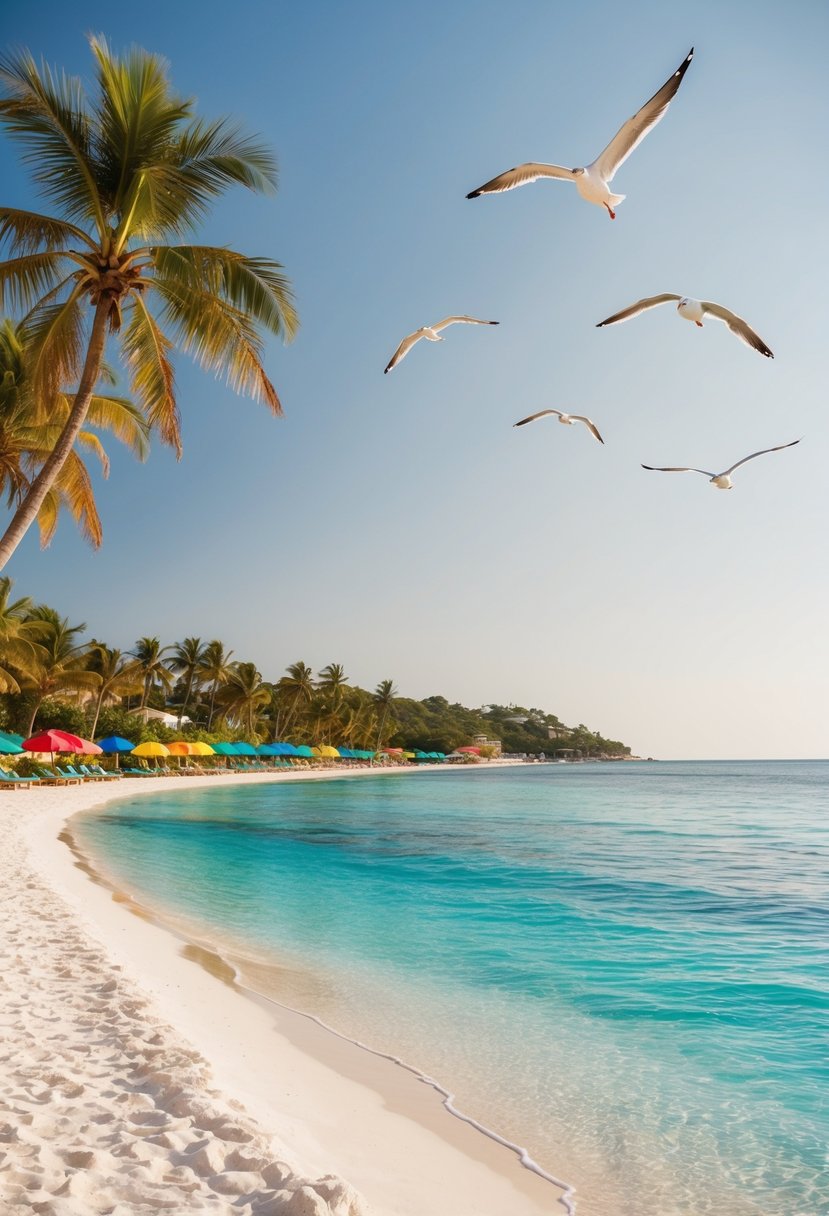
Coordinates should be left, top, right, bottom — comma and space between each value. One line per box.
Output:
0, 767, 568, 1215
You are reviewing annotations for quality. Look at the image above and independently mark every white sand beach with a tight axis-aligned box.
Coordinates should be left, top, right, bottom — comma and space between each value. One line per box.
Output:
1, 767, 566, 1216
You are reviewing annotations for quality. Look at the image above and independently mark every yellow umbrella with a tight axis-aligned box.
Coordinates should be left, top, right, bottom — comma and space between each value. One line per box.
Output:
310, 746, 322, 758
189, 741, 215, 756
167, 741, 194, 756
132, 741, 170, 757
319, 745, 340, 759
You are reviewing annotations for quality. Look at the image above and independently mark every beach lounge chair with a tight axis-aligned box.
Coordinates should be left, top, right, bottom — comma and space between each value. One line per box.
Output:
58, 764, 95, 781
82, 764, 121, 781
34, 767, 77, 786
0, 766, 37, 789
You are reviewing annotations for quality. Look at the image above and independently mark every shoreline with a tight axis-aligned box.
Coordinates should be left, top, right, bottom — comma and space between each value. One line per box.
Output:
8, 764, 572, 1215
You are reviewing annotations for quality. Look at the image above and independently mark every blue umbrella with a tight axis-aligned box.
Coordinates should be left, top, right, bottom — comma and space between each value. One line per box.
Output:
233, 741, 258, 757
96, 734, 136, 769
0, 736, 23, 755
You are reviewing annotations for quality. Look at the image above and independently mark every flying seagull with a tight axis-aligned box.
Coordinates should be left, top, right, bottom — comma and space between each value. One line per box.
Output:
642, 440, 800, 490
466, 48, 693, 219
384, 316, 499, 374
596, 295, 774, 358
514, 409, 604, 444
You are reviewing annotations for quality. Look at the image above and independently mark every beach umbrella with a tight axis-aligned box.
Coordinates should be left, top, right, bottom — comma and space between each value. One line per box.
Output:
210, 742, 233, 755
96, 734, 136, 770
25, 729, 89, 754
131, 741, 170, 769
189, 742, 215, 756
0, 731, 25, 747
97, 735, 135, 753
319, 745, 340, 759
233, 741, 257, 756
0, 737, 23, 755
294, 745, 313, 758
275, 742, 299, 757
167, 741, 194, 756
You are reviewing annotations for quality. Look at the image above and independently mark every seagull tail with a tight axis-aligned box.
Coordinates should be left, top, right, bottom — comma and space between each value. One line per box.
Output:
608, 192, 626, 208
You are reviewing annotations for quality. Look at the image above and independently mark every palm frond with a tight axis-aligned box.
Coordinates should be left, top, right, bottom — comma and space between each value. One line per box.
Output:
36, 449, 103, 548
0, 207, 95, 254
82, 394, 151, 460
0, 250, 73, 313
122, 295, 179, 453
0, 50, 107, 236
176, 117, 278, 195
151, 276, 282, 414
20, 284, 86, 405
152, 245, 298, 340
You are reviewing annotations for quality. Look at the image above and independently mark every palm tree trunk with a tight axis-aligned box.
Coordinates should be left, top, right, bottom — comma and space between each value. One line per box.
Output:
90, 688, 105, 740
178, 671, 195, 729
0, 299, 110, 571
26, 694, 44, 737
208, 680, 218, 730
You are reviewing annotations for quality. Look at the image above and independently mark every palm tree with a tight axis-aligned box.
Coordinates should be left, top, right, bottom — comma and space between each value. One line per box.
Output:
19, 605, 100, 735
373, 678, 398, 750
131, 636, 173, 710
169, 636, 206, 728
0, 36, 297, 569
215, 661, 270, 738
275, 660, 314, 739
0, 318, 149, 548
197, 639, 234, 729
0, 574, 41, 693
85, 642, 142, 738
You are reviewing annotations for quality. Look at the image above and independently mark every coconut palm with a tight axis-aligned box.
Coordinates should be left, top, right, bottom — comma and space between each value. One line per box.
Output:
85, 642, 142, 738
131, 635, 173, 709
274, 659, 314, 739
169, 635, 206, 728
0, 574, 41, 693
19, 605, 100, 734
197, 639, 234, 729
0, 318, 150, 548
0, 36, 297, 568
373, 678, 398, 750
215, 661, 270, 738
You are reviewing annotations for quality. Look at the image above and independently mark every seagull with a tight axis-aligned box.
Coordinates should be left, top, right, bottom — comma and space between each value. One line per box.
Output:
642, 440, 800, 490
514, 409, 604, 444
466, 48, 693, 219
384, 316, 499, 373
596, 295, 774, 358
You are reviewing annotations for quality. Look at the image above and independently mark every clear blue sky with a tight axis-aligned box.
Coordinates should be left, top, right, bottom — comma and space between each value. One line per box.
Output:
2, 0, 827, 758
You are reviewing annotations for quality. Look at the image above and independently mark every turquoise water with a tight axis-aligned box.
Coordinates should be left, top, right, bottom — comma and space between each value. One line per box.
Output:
74, 762, 829, 1216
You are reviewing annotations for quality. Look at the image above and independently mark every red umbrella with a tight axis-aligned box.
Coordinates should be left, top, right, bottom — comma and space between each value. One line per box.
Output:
24, 730, 101, 756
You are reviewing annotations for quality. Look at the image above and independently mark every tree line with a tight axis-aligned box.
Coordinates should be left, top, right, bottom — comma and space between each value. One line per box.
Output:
0, 578, 630, 757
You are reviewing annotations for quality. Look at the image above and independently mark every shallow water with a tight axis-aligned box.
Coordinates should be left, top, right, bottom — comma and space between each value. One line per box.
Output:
75, 762, 829, 1216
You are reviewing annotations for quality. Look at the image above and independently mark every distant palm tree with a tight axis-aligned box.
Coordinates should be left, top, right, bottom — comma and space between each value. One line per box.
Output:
19, 605, 100, 734
275, 659, 314, 739
169, 636, 206, 728
373, 678, 397, 750
197, 639, 234, 729
215, 661, 270, 737
0, 319, 149, 548
85, 642, 142, 738
0, 36, 297, 568
0, 575, 41, 693
317, 663, 348, 704
131, 636, 173, 710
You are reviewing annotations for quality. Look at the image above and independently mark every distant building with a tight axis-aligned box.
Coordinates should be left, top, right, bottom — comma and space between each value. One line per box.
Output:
472, 734, 502, 756
132, 706, 189, 729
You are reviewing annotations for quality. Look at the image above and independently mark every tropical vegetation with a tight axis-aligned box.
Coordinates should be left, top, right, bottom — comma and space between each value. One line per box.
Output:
0, 36, 296, 566
0, 577, 632, 759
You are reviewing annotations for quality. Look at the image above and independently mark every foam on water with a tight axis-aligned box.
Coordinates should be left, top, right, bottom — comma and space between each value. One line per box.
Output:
74, 761, 829, 1216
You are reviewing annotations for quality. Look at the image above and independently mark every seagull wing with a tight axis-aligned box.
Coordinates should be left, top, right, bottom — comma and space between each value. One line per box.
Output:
596, 294, 681, 327
466, 163, 577, 199
593, 48, 694, 182
432, 316, 500, 332
384, 331, 423, 374
513, 410, 563, 427
722, 439, 801, 477
641, 465, 714, 477
700, 302, 774, 358
571, 416, 604, 444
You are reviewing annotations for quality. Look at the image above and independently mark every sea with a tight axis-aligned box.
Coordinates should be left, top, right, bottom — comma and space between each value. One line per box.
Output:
73, 761, 829, 1216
